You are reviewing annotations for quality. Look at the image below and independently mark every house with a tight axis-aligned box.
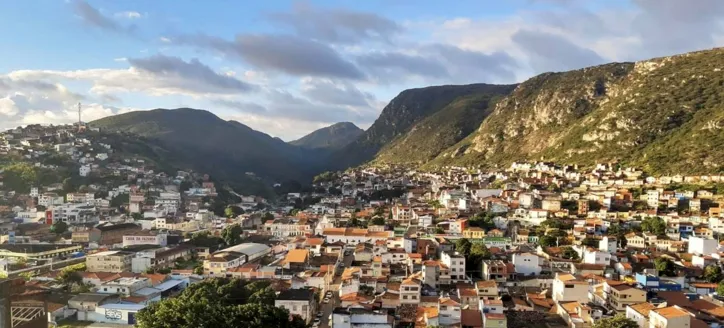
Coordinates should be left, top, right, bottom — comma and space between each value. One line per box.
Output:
608, 284, 647, 312
512, 252, 541, 276
556, 301, 593, 328
96, 223, 142, 246
648, 306, 692, 328
275, 289, 316, 324
475, 280, 498, 300
86, 251, 134, 273
552, 273, 588, 303
456, 283, 479, 310
68, 293, 122, 321
441, 251, 467, 283
400, 274, 422, 304
438, 297, 462, 326
483, 313, 507, 328
626, 233, 646, 248
87, 303, 146, 325
331, 307, 393, 328
461, 309, 483, 328
481, 260, 513, 282
626, 302, 656, 328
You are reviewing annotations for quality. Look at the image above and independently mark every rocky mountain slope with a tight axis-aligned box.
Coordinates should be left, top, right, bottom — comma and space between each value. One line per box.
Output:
372, 85, 517, 165
332, 83, 516, 168
289, 122, 363, 150
430, 48, 724, 174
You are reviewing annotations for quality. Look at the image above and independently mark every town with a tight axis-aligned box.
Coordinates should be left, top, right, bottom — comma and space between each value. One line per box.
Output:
0, 123, 723, 328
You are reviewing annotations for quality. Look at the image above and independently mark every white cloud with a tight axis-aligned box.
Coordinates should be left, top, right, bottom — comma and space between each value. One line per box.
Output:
0, 97, 20, 116
115, 11, 142, 19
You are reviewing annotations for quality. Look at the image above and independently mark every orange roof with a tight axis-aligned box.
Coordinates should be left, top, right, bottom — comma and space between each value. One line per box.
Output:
285, 249, 309, 263
485, 313, 506, 319
439, 297, 460, 306
557, 273, 576, 281
305, 238, 324, 246
653, 306, 690, 319
476, 280, 497, 288
629, 303, 656, 317
47, 302, 66, 312
140, 273, 168, 285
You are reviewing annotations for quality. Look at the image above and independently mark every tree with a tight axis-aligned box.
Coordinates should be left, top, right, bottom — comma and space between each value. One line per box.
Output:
718, 281, 724, 295
189, 231, 223, 251
703, 265, 723, 283
593, 314, 638, 328
135, 278, 306, 328
370, 216, 385, 226
110, 193, 129, 208
581, 237, 598, 248
262, 212, 274, 223
470, 243, 491, 260
131, 213, 143, 220
18, 272, 33, 281
561, 247, 580, 260
225, 206, 244, 218
456, 238, 472, 256
469, 212, 495, 231
538, 235, 558, 247
56, 269, 83, 287
50, 221, 68, 234
434, 226, 445, 234
654, 258, 677, 277
221, 224, 243, 246
641, 217, 667, 236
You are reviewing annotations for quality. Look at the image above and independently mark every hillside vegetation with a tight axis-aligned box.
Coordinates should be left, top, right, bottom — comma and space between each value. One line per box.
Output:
333, 83, 516, 168
430, 48, 724, 174
373, 85, 516, 165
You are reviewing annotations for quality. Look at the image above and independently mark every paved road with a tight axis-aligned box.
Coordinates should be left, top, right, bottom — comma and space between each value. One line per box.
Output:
317, 253, 354, 328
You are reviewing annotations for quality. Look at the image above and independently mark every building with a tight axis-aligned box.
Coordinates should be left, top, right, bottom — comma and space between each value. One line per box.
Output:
608, 284, 646, 312
441, 252, 466, 283
123, 231, 168, 248
275, 289, 315, 324
400, 274, 422, 304
0, 244, 81, 260
648, 306, 691, 328
687, 236, 717, 256
203, 243, 271, 276
626, 303, 656, 328
86, 251, 134, 273
512, 252, 541, 276
552, 273, 588, 303
331, 308, 393, 328
72, 228, 101, 243
95, 223, 142, 246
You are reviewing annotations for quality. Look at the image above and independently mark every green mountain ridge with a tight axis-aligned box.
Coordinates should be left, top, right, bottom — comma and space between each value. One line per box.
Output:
289, 122, 363, 150
90, 108, 326, 193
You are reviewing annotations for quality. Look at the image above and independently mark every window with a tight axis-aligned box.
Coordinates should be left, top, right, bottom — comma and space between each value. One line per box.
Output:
403, 295, 408, 299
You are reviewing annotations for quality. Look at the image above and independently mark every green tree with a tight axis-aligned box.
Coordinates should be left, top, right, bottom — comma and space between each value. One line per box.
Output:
262, 212, 274, 223
189, 231, 223, 251
110, 193, 130, 208
456, 238, 472, 256
18, 272, 33, 281
50, 221, 68, 234
718, 281, 724, 295
538, 235, 558, 247
561, 247, 580, 260
469, 212, 495, 230
56, 269, 83, 287
581, 237, 598, 248
641, 217, 667, 236
225, 206, 244, 218
654, 258, 677, 277
593, 314, 638, 328
370, 216, 386, 226
434, 226, 445, 234
135, 278, 306, 328
221, 224, 243, 246
703, 265, 723, 283
131, 213, 143, 220
470, 243, 491, 260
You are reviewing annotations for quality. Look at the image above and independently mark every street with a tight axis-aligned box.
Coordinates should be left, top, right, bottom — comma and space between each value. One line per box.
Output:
317, 252, 354, 328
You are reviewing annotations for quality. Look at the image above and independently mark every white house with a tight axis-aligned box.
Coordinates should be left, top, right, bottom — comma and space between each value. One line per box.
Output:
80, 165, 91, 177
441, 252, 467, 283
512, 252, 541, 276
687, 236, 717, 256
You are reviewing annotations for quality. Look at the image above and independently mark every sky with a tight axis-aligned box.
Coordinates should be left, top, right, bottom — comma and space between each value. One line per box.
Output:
0, 0, 723, 141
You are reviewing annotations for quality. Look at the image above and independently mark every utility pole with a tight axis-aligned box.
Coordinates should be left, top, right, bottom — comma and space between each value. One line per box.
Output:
77, 102, 82, 132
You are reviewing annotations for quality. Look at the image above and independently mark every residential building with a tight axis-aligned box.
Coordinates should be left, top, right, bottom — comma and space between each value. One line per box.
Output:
86, 251, 134, 273
512, 252, 541, 276
552, 273, 589, 303
275, 289, 315, 324
648, 306, 691, 328
441, 251, 466, 282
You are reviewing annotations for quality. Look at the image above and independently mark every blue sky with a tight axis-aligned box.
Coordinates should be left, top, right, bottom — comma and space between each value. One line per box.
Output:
0, 0, 722, 140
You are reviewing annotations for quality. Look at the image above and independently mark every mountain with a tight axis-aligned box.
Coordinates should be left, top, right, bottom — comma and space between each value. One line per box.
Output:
91, 108, 325, 193
332, 83, 516, 168
289, 122, 363, 150
372, 85, 517, 165
430, 47, 724, 174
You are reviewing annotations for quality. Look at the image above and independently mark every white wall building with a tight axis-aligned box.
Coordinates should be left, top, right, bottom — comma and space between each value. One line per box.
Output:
512, 252, 541, 276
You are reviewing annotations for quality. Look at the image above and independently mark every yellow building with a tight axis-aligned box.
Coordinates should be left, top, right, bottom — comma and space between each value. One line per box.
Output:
462, 227, 485, 239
